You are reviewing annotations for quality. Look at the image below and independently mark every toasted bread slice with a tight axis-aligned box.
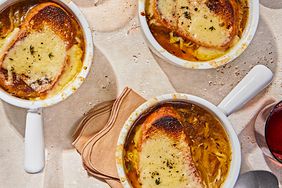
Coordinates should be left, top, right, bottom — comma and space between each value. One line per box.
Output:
0, 2, 76, 95
21, 2, 76, 48
146, 0, 178, 30
2, 26, 67, 93
138, 107, 203, 188
147, 0, 238, 49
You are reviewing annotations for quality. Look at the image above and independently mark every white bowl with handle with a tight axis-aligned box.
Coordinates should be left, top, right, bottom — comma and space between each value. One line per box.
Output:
116, 65, 273, 187
0, 0, 93, 173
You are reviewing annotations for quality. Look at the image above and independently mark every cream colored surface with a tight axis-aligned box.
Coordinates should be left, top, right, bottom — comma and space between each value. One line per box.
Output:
0, 1, 281, 188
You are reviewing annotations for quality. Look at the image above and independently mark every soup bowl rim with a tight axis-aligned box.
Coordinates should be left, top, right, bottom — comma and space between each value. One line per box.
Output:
116, 93, 241, 188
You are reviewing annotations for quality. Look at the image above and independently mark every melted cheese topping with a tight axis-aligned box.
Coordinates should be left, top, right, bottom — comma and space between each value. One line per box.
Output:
48, 44, 83, 96
177, 0, 231, 47
2, 26, 66, 92
156, 0, 177, 26
139, 130, 203, 188
148, 0, 235, 48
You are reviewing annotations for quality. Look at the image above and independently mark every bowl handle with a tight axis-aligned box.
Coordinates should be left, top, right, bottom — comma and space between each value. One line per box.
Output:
24, 108, 44, 173
218, 65, 273, 116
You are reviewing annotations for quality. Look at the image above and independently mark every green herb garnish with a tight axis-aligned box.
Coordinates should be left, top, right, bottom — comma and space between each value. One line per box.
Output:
48, 52, 54, 59
30, 45, 35, 55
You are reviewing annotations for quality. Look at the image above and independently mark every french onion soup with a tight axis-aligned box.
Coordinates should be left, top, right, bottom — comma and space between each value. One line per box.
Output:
124, 101, 231, 188
145, 0, 249, 61
0, 0, 85, 99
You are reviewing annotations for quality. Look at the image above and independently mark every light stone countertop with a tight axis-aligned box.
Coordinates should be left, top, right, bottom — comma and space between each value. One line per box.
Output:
0, 0, 281, 188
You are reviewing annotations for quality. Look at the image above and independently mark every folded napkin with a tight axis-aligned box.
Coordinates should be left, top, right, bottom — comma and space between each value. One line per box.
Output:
72, 87, 146, 188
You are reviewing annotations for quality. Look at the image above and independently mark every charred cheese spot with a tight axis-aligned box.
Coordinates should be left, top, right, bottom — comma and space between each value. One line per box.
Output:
152, 116, 183, 132
24, 3, 76, 48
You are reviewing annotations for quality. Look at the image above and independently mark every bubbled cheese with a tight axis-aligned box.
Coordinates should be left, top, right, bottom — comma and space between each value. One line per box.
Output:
2, 26, 66, 92
139, 129, 203, 188
177, 0, 232, 48
148, 0, 235, 48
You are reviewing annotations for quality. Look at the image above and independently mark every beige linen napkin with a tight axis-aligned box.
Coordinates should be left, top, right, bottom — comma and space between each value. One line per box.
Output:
72, 87, 146, 188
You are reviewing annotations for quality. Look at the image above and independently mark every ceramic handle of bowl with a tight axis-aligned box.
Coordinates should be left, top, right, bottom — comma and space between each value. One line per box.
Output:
218, 65, 273, 116
24, 108, 44, 173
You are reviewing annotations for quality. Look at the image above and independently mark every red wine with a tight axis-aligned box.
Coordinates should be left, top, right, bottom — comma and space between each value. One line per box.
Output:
266, 101, 282, 162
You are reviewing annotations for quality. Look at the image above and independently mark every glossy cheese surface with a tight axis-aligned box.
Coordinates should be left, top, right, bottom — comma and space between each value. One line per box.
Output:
138, 107, 203, 188
139, 130, 203, 188
147, 0, 237, 48
2, 26, 66, 92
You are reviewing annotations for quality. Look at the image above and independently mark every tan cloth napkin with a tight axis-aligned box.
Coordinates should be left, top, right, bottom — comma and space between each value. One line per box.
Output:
72, 87, 146, 188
